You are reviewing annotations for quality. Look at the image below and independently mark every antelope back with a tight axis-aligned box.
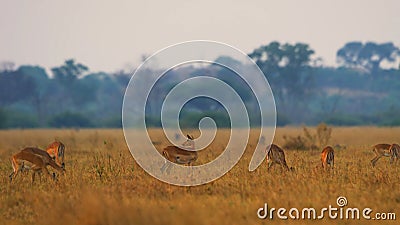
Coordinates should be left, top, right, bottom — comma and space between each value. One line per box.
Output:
181, 135, 195, 150
22, 147, 52, 163
267, 144, 287, 164
373, 144, 391, 154
321, 146, 334, 164
13, 150, 46, 168
162, 146, 198, 164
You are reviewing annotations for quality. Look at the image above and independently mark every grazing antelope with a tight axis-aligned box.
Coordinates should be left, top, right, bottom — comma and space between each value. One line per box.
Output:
161, 134, 198, 174
10, 141, 66, 179
266, 144, 291, 171
46, 141, 65, 169
321, 146, 335, 169
371, 143, 399, 167
9, 147, 65, 183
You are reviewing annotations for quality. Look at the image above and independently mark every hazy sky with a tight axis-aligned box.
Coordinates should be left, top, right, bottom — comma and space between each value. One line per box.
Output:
0, 0, 399, 72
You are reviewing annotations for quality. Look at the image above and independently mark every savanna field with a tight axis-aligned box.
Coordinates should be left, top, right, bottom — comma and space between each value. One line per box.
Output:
0, 127, 399, 225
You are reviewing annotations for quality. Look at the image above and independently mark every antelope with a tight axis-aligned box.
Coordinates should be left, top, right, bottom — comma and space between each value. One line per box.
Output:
389, 144, 400, 164
9, 147, 65, 183
10, 141, 66, 180
321, 146, 334, 169
46, 141, 65, 169
266, 144, 291, 171
371, 143, 399, 167
161, 134, 198, 174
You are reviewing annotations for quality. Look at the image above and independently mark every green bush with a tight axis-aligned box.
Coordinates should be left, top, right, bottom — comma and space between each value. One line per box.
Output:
179, 111, 230, 128
102, 115, 122, 128
145, 116, 162, 127
277, 113, 291, 126
0, 108, 6, 128
1, 110, 39, 128
49, 112, 92, 128
380, 118, 400, 127
324, 114, 363, 126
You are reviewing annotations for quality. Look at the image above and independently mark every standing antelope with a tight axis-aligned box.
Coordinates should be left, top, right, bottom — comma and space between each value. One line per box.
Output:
371, 143, 399, 167
161, 134, 198, 174
389, 144, 400, 165
321, 146, 335, 169
46, 141, 65, 169
266, 144, 291, 171
9, 147, 65, 183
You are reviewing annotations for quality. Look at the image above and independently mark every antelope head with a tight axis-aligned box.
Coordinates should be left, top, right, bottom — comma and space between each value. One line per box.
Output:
181, 134, 195, 151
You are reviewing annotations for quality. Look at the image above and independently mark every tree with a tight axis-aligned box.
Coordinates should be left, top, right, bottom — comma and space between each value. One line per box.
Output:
0, 61, 15, 72
18, 65, 51, 125
249, 42, 315, 122
0, 68, 35, 107
0, 108, 6, 128
337, 41, 400, 74
113, 70, 131, 88
49, 111, 92, 128
51, 59, 88, 83
51, 59, 91, 110
82, 72, 121, 117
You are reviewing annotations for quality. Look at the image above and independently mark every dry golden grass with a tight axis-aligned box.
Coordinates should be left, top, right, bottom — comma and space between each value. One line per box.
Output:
0, 127, 399, 225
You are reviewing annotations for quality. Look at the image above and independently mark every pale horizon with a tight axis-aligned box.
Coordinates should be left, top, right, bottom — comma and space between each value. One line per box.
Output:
0, 0, 399, 73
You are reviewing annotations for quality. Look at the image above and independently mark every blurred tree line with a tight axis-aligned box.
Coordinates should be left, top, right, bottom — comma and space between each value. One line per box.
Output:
249, 41, 400, 126
0, 41, 400, 128
0, 59, 129, 128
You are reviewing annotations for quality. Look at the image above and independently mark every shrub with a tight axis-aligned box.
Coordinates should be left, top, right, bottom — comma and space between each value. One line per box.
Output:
305, 123, 332, 148
49, 112, 92, 128
325, 114, 363, 126
277, 113, 291, 126
179, 111, 231, 128
1, 110, 39, 128
283, 135, 308, 150
283, 123, 332, 150
102, 115, 122, 128
0, 108, 6, 128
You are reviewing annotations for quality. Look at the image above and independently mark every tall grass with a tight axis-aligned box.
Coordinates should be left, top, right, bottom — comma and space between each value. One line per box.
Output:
0, 127, 399, 225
